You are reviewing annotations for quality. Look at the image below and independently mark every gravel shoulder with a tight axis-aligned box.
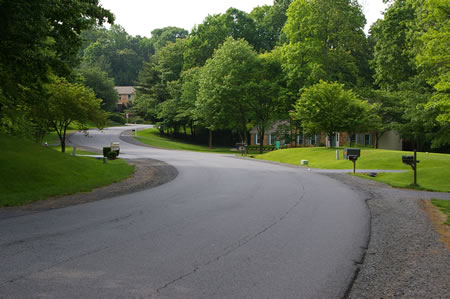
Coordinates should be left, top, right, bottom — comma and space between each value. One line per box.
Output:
324, 174, 450, 298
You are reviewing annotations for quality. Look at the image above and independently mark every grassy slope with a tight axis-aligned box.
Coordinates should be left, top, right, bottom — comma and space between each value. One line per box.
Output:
255, 147, 450, 192
0, 134, 135, 206
136, 128, 233, 153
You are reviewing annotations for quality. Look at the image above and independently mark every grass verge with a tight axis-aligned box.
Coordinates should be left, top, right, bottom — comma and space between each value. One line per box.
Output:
0, 134, 135, 207
135, 128, 233, 154
255, 147, 450, 192
431, 199, 450, 225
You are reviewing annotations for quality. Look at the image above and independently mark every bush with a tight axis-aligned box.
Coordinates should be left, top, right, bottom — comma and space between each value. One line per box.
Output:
106, 151, 118, 160
248, 145, 276, 152
108, 113, 126, 124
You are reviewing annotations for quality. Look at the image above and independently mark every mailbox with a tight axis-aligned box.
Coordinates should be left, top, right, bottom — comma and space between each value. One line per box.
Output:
402, 155, 414, 165
344, 148, 360, 160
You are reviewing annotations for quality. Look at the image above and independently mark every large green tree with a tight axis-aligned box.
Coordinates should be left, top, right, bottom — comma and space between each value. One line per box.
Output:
45, 77, 107, 152
294, 81, 376, 146
281, 0, 369, 89
198, 38, 260, 146
184, 8, 263, 69
77, 66, 118, 112
0, 0, 113, 135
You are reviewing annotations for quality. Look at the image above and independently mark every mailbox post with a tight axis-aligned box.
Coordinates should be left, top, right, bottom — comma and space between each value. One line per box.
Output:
344, 148, 361, 174
402, 149, 419, 186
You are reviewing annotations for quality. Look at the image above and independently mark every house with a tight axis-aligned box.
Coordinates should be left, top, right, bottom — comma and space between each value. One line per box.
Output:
114, 86, 136, 112
249, 121, 324, 147
250, 121, 403, 150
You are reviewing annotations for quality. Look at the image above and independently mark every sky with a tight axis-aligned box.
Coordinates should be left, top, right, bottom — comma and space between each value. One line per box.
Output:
99, 0, 389, 37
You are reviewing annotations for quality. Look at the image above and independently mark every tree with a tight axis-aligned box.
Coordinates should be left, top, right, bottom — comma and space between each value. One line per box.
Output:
45, 77, 107, 152
250, 0, 294, 50
294, 81, 375, 146
0, 0, 113, 103
81, 25, 151, 86
282, 0, 369, 89
249, 52, 283, 154
0, 0, 113, 135
198, 38, 259, 146
370, 0, 417, 90
184, 8, 263, 69
150, 27, 188, 52
77, 66, 118, 112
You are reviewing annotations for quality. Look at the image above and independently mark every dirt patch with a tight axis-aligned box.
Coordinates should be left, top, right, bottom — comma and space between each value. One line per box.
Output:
421, 200, 450, 249
1, 158, 178, 213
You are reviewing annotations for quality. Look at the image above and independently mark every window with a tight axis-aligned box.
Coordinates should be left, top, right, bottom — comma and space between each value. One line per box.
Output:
255, 134, 260, 145
296, 135, 303, 144
309, 135, 316, 145
364, 134, 371, 146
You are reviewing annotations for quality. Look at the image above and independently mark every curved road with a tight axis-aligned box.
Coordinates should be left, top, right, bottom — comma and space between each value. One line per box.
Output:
0, 126, 370, 298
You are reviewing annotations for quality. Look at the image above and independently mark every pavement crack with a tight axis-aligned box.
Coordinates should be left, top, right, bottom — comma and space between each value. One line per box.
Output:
156, 183, 306, 295
0, 245, 109, 288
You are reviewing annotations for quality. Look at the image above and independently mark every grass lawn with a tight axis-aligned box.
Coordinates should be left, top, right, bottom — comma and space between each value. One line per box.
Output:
136, 128, 234, 154
0, 134, 135, 207
254, 147, 450, 192
431, 199, 450, 225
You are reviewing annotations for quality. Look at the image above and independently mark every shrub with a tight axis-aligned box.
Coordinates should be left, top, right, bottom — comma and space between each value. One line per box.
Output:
106, 151, 118, 160
108, 113, 126, 124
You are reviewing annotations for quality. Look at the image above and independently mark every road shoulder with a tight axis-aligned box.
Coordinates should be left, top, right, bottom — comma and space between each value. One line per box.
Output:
324, 174, 449, 298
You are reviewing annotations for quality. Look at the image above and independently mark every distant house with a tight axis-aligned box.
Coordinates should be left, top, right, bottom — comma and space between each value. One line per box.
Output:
249, 121, 402, 150
114, 86, 136, 112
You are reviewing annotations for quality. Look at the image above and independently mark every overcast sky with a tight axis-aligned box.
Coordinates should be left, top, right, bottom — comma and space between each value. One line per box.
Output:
99, 0, 388, 37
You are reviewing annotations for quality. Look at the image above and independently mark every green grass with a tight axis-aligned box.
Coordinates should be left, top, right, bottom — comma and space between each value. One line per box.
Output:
0, 134, 135, 207
431, 199, 450, 225
255, 147, 450, 192
135, 128, 234, 154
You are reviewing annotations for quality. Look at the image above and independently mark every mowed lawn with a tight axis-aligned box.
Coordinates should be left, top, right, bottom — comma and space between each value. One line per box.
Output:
0, 134, 135, 207
136, 128, 233, 153
255, 147, 450, 192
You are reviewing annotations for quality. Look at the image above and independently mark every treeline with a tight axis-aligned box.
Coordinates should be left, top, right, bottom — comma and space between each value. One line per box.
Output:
1, 0, 448, 154
127, 0, 447, 153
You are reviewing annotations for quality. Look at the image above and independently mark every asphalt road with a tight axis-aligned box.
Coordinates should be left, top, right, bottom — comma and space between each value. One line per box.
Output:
0, 126, 370, 298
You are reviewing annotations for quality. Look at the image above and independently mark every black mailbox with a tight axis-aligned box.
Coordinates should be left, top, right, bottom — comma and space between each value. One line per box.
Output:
402, 155, 414, 164
344, 148, 361, 160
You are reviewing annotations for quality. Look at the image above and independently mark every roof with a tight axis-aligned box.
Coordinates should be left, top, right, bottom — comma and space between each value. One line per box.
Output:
114, 86, 136, 95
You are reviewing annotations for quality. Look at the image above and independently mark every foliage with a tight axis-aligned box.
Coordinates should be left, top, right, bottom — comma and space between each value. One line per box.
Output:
108, 113, 126, 125
0, 0, 113, 135
81, 25, 153, 86
0, 134, 134, 207
198, 38, 259, 144
249, 52, 283, 153
77, 66, 118, 111
281, 0, 369, 92
135, 128, 233, 153
294, 81, 377, 145
184, 8, 266, 69
45, 77, 107, 152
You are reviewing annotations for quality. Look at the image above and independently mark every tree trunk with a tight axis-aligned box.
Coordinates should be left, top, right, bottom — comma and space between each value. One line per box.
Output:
60, 136, 66, 153
209, 129, 213, 149
259, 129, 265, 154
189, 122, 194, 138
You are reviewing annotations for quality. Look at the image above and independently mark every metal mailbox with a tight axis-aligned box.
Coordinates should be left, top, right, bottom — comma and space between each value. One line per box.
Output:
343, 148, 361, 160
